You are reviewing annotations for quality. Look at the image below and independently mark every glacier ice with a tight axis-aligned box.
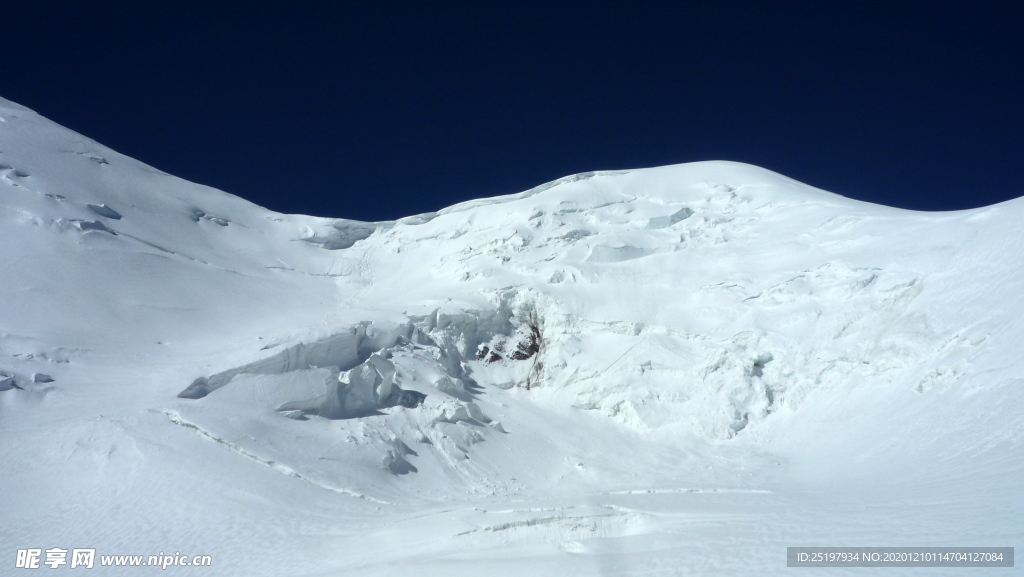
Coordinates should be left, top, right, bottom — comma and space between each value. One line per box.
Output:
1, 95, 1022, 575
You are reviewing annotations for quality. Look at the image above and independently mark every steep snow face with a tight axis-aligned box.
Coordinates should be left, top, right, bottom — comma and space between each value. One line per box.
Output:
0, 98, 366, 361
2, 97, 1023, 575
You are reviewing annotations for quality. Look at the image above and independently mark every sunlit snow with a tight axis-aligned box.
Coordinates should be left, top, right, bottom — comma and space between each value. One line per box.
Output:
1, 96, 1021, 575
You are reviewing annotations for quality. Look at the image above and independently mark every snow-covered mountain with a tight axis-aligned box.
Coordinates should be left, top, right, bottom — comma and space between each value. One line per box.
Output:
2, 96, 1021, 575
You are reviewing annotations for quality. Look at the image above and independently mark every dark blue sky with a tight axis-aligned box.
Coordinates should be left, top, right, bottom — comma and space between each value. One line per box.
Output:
3, 2, 1023, 220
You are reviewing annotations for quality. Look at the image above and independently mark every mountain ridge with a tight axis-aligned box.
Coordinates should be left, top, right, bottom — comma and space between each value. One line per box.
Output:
1, 95, 1021, 576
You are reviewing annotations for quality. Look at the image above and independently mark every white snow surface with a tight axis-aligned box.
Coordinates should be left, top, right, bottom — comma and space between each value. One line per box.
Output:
1, 96, 1022, 575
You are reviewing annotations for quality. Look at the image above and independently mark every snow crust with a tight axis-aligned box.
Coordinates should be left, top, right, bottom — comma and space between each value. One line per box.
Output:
1, 96, 1022, 575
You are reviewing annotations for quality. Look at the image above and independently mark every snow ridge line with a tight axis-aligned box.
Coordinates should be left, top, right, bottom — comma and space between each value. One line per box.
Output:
164, 411, 390, 504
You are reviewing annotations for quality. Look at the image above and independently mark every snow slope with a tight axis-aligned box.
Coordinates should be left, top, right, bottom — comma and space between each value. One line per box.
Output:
1, 95, 1021, 575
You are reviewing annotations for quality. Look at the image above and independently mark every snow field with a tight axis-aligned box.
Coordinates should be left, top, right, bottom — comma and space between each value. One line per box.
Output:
1, 95, 1022, 575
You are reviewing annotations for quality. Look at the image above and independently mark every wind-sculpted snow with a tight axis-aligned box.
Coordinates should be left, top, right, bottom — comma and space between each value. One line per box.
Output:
2, 95, 1023, 575
301, 218, 382, 250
